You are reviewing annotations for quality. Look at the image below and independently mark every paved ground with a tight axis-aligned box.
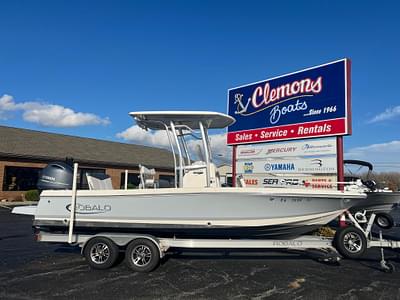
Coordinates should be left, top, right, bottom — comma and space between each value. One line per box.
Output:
1, 207, 400, 300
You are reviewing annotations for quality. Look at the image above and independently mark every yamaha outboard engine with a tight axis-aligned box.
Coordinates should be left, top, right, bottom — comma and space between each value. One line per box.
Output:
37, 162, 73, 190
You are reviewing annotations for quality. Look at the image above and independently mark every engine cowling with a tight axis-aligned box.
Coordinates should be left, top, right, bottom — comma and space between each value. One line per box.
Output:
37, 162, 73, 190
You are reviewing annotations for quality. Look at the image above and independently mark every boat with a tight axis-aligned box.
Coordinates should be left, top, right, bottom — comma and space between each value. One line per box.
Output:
344, 159, 400, 228
20, 112, 366, 240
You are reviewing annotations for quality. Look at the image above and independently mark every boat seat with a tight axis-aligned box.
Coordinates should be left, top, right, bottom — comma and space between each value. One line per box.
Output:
139, 165, 157, 189
86, 173, 114, 190
236, 175, 246, 188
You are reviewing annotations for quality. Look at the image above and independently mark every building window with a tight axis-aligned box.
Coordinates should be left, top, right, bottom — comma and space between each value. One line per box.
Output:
2, 166, 41, 191
120, 172, 140, 189
78, 168, 106, 190
159, 175, 175, 188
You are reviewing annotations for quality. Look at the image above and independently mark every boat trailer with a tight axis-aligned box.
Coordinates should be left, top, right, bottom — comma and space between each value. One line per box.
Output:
26, 163, 398, 273
35, 209, 400, 273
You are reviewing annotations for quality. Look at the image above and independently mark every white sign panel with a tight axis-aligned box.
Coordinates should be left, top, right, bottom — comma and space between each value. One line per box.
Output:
237, 137, 337, 160
237, 156, 337, 174
242, 174, 337, 190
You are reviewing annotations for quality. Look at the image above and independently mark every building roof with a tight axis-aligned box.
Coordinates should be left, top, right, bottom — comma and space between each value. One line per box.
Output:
0, 125, 174, 170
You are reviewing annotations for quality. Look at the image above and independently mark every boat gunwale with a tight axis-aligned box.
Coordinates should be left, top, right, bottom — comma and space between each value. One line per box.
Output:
40, 187, 366, 199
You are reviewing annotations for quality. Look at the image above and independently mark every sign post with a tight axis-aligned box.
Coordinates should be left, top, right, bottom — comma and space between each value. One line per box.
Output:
336, 136, 344, 190
232, 145, 237, 187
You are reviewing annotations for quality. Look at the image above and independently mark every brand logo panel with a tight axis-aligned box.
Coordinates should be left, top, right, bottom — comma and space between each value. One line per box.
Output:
237, 138, 336, 159
237, 157, 337, 174
242, 175, 337, 189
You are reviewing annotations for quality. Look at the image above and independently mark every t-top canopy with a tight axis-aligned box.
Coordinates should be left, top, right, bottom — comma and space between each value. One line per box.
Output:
129, 111, 236, 130
344, 160, 373, 171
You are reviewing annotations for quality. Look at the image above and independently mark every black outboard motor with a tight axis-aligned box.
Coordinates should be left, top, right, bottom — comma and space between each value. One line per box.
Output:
37, 162, 73, 190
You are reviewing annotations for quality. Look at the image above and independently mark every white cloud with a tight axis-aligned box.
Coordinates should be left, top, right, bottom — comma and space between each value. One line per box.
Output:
116, 125, 171, 148
0, 94, 110, 127
22, 105, 110, 127
116, 126, 232, 164
345, 140, 400, 171
0, 94, 17, 111
368, 105, 400, 123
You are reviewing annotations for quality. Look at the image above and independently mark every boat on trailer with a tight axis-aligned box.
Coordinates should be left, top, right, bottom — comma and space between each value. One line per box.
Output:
13, 111, 400, 272
29, 111, 365, 239
344, 159, 400, 229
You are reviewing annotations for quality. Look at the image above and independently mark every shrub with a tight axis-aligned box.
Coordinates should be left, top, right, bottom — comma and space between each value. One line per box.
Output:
127, 183, 138, 189
24, 190, 40, 202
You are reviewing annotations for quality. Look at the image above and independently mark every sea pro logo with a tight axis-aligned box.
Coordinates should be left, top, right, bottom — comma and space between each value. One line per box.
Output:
263, 178, 300, 186
66, 203, 112, 214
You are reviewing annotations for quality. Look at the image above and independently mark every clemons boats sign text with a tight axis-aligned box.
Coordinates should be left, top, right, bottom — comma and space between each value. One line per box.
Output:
227, 59, 351, 145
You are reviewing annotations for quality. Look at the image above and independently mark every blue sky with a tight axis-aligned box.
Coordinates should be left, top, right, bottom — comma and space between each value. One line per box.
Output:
1, 1, 399, 170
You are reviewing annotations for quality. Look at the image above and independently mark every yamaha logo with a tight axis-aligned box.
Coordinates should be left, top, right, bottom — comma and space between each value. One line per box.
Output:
265, 163, 295, 172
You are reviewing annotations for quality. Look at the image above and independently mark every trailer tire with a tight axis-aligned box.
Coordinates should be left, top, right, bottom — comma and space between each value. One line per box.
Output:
125, 238, 160, 272
374, 213, 394, 229
84, 237, 119, 270
334, 226, 367, 259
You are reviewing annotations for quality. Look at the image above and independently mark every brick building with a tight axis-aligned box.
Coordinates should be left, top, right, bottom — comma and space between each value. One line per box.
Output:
0, 125, 174, 201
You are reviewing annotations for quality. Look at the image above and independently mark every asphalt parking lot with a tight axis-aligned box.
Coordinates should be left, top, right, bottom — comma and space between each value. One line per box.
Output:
1, 207, 400, 300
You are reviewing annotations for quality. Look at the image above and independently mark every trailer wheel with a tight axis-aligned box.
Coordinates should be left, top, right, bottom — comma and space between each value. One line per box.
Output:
334, 226, 367, 259
125, 238, 160, 272
84, 237, 119, 269
375, 213, 394, 229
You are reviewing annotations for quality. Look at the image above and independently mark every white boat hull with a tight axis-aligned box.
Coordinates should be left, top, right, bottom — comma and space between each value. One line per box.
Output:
32, 188, 365, 239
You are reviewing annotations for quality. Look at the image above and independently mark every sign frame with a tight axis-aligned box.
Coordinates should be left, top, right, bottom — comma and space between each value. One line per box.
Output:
226, 59, 352, 145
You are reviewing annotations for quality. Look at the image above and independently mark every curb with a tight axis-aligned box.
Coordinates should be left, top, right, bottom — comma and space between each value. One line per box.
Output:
0, 201, 37, 207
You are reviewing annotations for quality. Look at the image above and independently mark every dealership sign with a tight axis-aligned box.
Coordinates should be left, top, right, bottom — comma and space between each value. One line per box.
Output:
237, 137, 336, 159
227, 59, 351, 145
237, 156, 337, 174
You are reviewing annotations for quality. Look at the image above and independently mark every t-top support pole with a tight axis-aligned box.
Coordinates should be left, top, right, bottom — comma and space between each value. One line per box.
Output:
68, 162, 79, 244
199, 121, 211, 187
124, 169, 128, 190
164, 124, 178, 188
170, 121, 183, 188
